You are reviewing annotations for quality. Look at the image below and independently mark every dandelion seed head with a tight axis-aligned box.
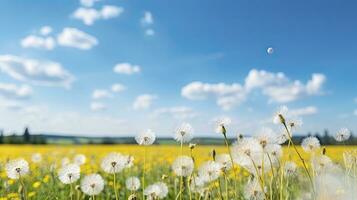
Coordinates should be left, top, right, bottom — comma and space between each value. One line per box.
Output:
5, 158, 29, 179
254, 127, 277, 149
126, 176, 141, 191
58, 163, 80, 184
284, 161, 297, 176
174, 122, 194, 143
73, 154, 86, 166
232, 137, 263, 166
301, 136, 320, 152
244, 178, 266, 200
31, 153, 42, 163
101, 152, 126, 174
144, 182, 168, 199
273, 106, 288, 124
135, 129, 156, 145
335, 128, 351, 142
80, 173, 104, 196
311, 155, 334, 174
214, 116, 231, 134
172, 156, 194, 177
215, 154, 232, 171
198, 161, 222, 182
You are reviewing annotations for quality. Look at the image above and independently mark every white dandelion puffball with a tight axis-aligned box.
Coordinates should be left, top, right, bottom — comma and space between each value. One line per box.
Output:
155, 182, 168, 198
215, 116, 231, 134
58, 163, 80, 184
61, 157, 70, 167
244, 178, 265, 200
215, 154, 232, 171
335, 128, 351, 142
301, 136, 320, 152
273, 106, 289, 124
267, 47, 274, 55
190, 176, 205, 194
254, 127, 277, 149
74, 154, 86, 166
144, 182, 169, 200
31, 153, 42, 163
5, 158, 29, 179
101, 152, 126, 174
81, 173, 104, 196
172, 156, 194, 177
135, 129, 156, 145
126, 176, 141, 191
311, 155, 334, 174
232, 137, 263, 167
284, 161, 297, 176
198, 161, 222, 182
287, 117, 303, 130
174, 122, 194, 143
123, 155, 134, 168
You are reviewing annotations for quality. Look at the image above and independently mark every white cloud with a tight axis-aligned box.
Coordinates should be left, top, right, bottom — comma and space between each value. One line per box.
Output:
354, 98, 357, 103
145, 29, 155, 36
90, 102, 106, 111
0, 98, 23, 110
57, 27, 98, 50
111, 83, 126, 93
133, 94, 157, 110
92, 89, 112, 99
21, 35, 56, 50
40, 26, 53, 36
113, 63, 141, 75
181, 81, 246, 110
245, 69, 326, 103
0, 55, 75, 88
80, 0, 101, 7
289, 106, 318, 116
354, 110, 357, 116
0, 83, 32, 99
152, 106, 197, 120
73, 6, 124, 25
182, 69, 326, 110
141, 11, 154, 26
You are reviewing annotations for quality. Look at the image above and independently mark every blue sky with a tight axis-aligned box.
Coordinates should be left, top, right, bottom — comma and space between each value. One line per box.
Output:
0, 0, 356, 137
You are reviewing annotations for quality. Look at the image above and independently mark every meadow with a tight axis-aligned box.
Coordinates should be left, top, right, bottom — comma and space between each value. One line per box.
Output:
0, 109, 356, 200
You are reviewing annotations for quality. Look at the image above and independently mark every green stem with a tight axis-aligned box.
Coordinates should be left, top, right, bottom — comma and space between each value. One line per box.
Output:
223, 134, 237, 198
142, 146, 147, 200
113, 173, 119, 200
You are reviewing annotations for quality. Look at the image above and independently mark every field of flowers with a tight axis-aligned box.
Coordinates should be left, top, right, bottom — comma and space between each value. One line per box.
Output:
0, 107, 356, 200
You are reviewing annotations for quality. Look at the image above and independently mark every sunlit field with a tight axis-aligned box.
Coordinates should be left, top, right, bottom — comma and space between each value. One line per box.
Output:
0, 144, 356, 200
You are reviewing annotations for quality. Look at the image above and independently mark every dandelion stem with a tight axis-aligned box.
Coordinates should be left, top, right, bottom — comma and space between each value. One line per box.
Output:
179, 140, 184, 200
19, 175, 28, 200
283, 122, 315, 197
223, 134, 237, 198
113, 173, 119, 200
142, 146, 147, 200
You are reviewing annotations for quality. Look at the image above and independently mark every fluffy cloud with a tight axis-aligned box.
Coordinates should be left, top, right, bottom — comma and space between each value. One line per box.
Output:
73, 6, 124, 25
113, 63, 141, 75
0, 83, 32, 99
111, 83, 126, 93
0, 55, 75, 87
57, 27, 98, 50
40, 26, 53, 36
181, 81, 246, 110
133, 94, 157, 110
90, 102, 106, 111
92, 89, 112, 99
21, 35, 56, 50
152, 106, 197, 120
289, 106, 318, 116
141, 11, 154, 26
182, 69, 326, 110
80, 0, 101, 7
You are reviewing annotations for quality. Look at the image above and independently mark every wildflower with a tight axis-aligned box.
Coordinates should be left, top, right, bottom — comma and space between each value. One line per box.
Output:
126, 176, 141, 191
100, 152, 126, 174
190, 176, 205, 195
243, 178, 266, 200
215, 116, 231, 135
123, 155, 134, 168
335, 128, 351, 142
73, 154, 86, 166
198, 161, 222, 182
284, 161, 297, 176
254, 127, 277, 150
232, 137, 263, 167
172, 156, 194, 177
58, 164, 80, 184
80, 174, 104, 196
311, 155, 334, 174
144, 182, 168, 199
61, 157, 70, 167
31, 153, 42, 163
32, 181, 41, 188
276, 128, 289, 144
301, 136, 320, 152
287, 117, 303, 131
266, 144, 283, 165
273, 105, 288, 124
5, 158, 29, 179
189, 143, 196, 149
135, 129, 156, 145
215, 154, 232, 171
174, 122, 194, 143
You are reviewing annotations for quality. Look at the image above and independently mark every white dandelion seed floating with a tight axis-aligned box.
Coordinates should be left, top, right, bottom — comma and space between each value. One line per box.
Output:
80, 173, 105, 196
5, 158, 29, 179
135, 129, 156, 145
267, 47, 274, 55
174, 122, 194, 143
58, 163, 80, 184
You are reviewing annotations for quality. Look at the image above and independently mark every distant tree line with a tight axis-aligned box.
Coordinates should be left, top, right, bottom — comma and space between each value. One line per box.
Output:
0, 127, 46, 144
